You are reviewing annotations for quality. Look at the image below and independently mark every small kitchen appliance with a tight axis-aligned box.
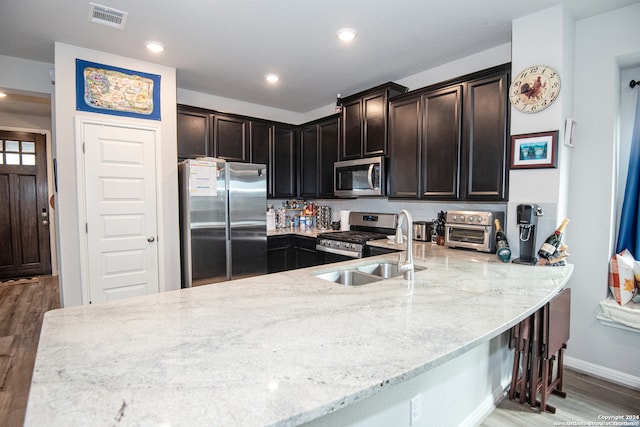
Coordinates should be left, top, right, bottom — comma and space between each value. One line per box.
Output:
512, 204, 543, 265
334, 156, 385, 197
412, 221, 433, 242
444, 210, 505, 253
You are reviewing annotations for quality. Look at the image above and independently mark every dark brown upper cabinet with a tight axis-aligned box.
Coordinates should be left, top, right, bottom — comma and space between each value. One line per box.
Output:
340, 82, 408, 160
299, 114, 340, 198
422, 85, 463, 200
213, 114, 249, 162
388, 95, 422, 199
272, 125, 297, 198
388, 63, 510, 201
249, 120, 273, 196
461, 70, 510, 201
177, 105, 211, 161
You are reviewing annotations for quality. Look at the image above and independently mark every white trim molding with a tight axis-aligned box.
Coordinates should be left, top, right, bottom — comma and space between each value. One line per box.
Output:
564, 356, 640, 390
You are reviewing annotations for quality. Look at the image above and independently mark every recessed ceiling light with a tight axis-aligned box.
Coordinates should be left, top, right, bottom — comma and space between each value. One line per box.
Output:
0, 92, 7, 98
337, 28, 357, 42
265, 74, 280, 83
146, 42, 164, 53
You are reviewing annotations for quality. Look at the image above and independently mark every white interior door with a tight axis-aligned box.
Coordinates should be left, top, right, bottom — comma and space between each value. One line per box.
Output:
83, 122, 159, 303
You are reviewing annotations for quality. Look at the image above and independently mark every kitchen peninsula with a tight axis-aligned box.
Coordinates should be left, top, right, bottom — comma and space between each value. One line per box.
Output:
25, 243, 573, 426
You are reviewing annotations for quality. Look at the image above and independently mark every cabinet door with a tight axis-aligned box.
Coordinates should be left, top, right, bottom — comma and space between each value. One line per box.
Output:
318, 117, 340, 198
250, 121, 272, 165
300, 124, 319, 198
341, 99, 362, 160
363, 93, 386, 156
250, 121, 273, 196
267, 235, 292, 273
213, 114, 248, 162
273, 126, 297, 198
177, 107, 211, 160
462, 71, 509, 200
388, 96, 421, 198
422, 85, 462, 200
293, 236, 318, 269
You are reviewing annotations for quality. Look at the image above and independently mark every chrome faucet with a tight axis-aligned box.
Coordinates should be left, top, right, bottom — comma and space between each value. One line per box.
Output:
397, 209, 414, 281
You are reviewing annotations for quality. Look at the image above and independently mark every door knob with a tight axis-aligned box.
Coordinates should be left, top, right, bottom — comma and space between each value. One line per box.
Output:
147, 236, 155, 242
42, 220, 49, 226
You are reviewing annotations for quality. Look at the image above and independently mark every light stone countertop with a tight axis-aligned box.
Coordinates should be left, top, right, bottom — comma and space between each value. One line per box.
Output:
25, 244, 573, 427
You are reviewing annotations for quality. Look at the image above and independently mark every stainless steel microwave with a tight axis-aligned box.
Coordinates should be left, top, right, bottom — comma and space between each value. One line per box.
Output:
334, 156, 385, 197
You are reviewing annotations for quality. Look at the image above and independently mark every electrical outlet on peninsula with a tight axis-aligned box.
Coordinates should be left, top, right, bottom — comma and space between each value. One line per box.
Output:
410, 394, 422, 425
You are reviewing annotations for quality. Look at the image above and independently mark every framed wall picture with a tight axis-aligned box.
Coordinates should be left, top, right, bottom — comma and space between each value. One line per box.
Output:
76, 59, 161, 120
510, 130, 558, 169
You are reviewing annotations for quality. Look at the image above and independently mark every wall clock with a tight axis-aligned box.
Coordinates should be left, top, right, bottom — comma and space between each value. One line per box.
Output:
509, 65, 561, 113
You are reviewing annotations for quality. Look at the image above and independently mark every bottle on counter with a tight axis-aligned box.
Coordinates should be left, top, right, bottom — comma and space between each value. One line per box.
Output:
538, 218, 570, 259
266, 205, 276, 231
494, 219, 511, 263
335, 94, 343, 114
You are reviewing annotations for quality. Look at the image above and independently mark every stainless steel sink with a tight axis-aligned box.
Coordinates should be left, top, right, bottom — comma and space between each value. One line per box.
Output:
314, 262, 426, 285
314, 270, 382, 286
356, 262, 425, 279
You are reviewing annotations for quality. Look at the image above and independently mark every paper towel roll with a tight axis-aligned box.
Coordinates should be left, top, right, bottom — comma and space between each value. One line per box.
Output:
340, 210, 351, 231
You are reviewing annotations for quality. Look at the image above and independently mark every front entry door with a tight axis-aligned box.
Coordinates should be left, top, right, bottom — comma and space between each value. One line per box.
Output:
0, 130, 51, 279
82, 122, 159, 303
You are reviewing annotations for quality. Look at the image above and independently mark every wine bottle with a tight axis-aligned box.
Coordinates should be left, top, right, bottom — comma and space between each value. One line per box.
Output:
494, 219, 511, 262
538, 218, 570, 259
335, 94, 343, 113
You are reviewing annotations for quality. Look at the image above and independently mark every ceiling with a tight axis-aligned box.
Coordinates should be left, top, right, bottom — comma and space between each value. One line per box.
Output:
0, 0, 638, 117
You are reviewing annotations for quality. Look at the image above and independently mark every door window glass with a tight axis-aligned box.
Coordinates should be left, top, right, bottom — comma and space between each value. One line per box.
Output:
0, 139, 37, 165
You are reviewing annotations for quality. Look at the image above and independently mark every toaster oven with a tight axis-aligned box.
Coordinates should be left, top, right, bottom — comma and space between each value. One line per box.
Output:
444, 210, 504, 253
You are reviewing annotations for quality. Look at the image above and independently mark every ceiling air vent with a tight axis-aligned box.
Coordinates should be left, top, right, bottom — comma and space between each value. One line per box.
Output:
88, 3, 128, 30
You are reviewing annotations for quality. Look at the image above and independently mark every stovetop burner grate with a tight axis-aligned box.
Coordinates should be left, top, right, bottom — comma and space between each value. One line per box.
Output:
317, 230, 388, 244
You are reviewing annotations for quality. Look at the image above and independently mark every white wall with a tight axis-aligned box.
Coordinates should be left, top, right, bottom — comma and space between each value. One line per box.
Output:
566, 2, 640, 382
177, 44, 512, 125
53, 42, 181, 307
507, 5, 574, 261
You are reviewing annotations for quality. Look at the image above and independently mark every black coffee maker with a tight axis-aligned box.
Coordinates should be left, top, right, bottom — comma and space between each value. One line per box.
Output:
512, 204, 543, 265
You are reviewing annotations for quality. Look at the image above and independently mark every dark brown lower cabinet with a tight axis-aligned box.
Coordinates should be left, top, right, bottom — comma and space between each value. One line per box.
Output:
267, 235, 318, 273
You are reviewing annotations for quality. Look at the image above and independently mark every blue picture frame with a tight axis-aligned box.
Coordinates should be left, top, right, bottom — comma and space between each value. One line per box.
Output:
76, 59, 161, 120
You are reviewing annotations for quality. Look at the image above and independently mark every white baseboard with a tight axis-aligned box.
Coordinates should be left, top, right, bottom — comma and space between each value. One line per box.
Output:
462, 378, 511, 427
564, 356, 640, 390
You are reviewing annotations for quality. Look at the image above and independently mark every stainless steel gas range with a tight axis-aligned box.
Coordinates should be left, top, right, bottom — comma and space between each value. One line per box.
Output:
316, 212, 398, 261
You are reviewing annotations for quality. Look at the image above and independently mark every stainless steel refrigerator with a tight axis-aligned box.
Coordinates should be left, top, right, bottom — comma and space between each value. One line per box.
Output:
178, 158, 267, 287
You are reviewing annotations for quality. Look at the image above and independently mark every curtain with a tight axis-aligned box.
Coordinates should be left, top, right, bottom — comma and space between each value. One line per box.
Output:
616, 89, 640, 258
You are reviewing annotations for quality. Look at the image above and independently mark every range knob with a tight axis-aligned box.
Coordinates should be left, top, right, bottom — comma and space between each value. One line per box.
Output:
460, 215, 465, 221
452, 214, 457, 221
469, 216, 474, 222
477, 217, 483, 223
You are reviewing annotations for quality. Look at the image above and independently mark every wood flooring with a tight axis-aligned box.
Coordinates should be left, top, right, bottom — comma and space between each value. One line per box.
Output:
0, 276, 60, 427
482, 363, 640, 426
0, 276, 638, 427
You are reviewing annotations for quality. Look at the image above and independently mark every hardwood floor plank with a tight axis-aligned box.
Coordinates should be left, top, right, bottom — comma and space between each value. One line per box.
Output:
482, 369, 640, 427
0, 276, 60, 427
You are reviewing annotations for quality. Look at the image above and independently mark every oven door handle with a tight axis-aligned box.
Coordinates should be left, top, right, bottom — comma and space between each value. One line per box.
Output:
367, 164, 375, 189
445, 223, 490, 231
316, 245, 360, 258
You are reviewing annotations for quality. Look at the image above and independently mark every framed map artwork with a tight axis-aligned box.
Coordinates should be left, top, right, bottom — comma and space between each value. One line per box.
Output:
76, 59, 161, 120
